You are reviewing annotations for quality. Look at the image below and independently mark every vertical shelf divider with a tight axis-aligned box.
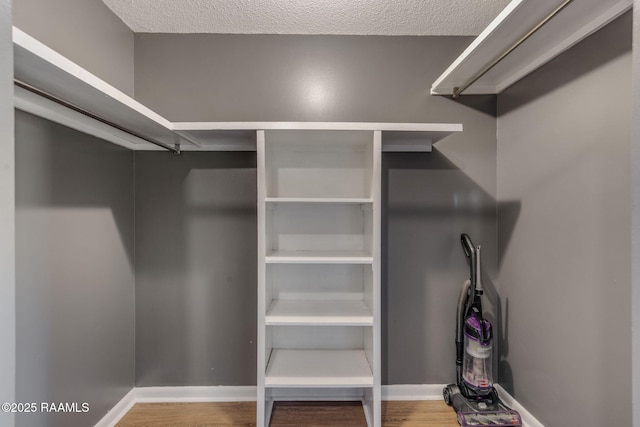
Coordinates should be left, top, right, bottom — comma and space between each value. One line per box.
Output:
372, 130, 382, 426
256, 130, 270, 427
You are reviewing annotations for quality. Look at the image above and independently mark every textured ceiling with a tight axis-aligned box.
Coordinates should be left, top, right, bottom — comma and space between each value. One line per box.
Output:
101, 0, 512, 35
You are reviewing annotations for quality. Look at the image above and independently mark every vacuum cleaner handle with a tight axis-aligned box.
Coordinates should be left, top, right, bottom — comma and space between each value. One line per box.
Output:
460, 234, 477, 289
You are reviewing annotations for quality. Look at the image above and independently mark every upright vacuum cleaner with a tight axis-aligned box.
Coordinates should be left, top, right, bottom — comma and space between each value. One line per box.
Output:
443, 234, 522, 427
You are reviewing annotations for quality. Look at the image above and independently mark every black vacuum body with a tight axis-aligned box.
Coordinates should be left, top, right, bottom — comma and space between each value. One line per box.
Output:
443, 234, 522, 427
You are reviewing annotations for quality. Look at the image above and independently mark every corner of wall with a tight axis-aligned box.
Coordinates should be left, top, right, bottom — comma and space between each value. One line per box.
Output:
0, 0, 16, 423
631, 2, 640, 426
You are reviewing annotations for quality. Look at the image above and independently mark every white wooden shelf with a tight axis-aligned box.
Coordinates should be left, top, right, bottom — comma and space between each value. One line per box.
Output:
13, 27, 183, 151
174, 121, 460, 132
14, 26, 462, 153
266, 300, 373, 326
265, 349, 374, 388
265, 197, 373, 204
431, 0, 632, 96
266, 250, 374, 264
174, 122, 462, 152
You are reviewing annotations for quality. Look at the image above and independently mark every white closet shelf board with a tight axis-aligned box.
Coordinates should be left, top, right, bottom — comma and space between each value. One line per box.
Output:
266, 300, 374, 326
266, 250, 374, 264
265, 198, 373, 204
12, 27, 188, 149
173, 122, 462, 152
430, 0, 632, 95
13, 26, 462, 153
265, 349, 374, 387
14, 85, 143, 150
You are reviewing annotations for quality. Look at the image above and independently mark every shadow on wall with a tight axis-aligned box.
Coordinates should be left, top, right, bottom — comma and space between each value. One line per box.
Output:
381, 148, 520, 385
15, 111, 135, 266
498, 11, 632, 116
14, 111, 135, 427
134, 150, 258, 387
448, 94, 499, 117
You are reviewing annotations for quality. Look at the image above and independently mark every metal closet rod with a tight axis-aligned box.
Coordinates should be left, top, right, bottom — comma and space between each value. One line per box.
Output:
14, 79, 181, 154
452, 0, 574, 98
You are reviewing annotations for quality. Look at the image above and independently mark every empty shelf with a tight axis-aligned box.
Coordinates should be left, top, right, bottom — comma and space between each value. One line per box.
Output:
265, 197, 373, 204
266, 300, 374, 326
265, 349, 373, 388
266, 250, 374, 264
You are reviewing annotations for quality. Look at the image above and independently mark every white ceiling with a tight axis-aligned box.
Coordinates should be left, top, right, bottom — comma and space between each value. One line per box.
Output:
101, 0, 512, 36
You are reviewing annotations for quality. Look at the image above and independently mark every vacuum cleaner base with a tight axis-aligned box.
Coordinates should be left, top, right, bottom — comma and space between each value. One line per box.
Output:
443, 384, 522, 427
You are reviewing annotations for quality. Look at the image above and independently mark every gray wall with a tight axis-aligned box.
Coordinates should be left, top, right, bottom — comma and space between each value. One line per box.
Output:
13, 0, 135, 96
0, 1, 15, 426
134, 34, 498, 386
496, 13, 632, 426
632, 2, 640, 425
135, 152, 258, 386
15, 111, 135, 427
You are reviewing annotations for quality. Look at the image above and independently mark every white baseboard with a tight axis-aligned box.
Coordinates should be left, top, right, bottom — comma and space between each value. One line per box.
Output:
495, 384, 544, 427
93, 389, 136, 427
382, 384, 446, 400
135, 386, 258, 402
94, 384, 543, 427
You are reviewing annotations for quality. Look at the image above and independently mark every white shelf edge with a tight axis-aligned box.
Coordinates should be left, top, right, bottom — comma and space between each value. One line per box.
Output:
265, 349, 374, 388
14, 85, 139, 150
430, 0, 633, 96
265, 251, 374, 265
265, 300, 374, 326
265, 197, 373, 204
172, 121, 462, 133
430, 0, 527, 94
13, 26, 173, 130
174, 123, 461, 151
265, 258, 374, 265
265, 319, 373, 327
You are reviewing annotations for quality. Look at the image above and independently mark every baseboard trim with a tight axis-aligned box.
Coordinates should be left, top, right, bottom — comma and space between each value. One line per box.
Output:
94, 388, 136, 427
382, 384, 446, 400
495, 384, 544, 427
135, 386, 258, 402
94, 384, 543, 427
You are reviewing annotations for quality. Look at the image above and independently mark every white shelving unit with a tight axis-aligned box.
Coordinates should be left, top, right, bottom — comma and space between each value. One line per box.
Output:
14, 26, 462, 152
431, 0, 632, 96
12, 24, 464, 427
257, 129, 382, 427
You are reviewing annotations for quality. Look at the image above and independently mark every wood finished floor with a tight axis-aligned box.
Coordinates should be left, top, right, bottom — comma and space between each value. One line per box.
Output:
116, 400, 459, 426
